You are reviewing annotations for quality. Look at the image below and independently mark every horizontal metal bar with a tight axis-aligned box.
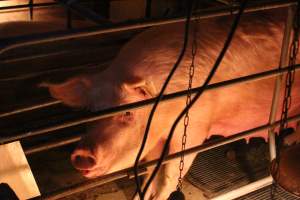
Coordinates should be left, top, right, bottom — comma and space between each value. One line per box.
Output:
1, 64, 299, 145
28, 113, 300, 200
24, 135, 81, 154
0, 0, 296, 55
0, 100, 60, 118
211, 176, 273, 200
0, 2, 58, 11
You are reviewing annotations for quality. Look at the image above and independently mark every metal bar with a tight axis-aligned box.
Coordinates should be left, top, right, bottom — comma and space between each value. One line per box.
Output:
0, 2, 58, 11
1, 64, 298, 144
24, 135, 81, 154
211, 176, 273, 200
56, 0, 110, 25
145, 0, 152, 18
0, 0, 296, 55
267, 6, 294, 161
29, 0, 34, 20
0, 100, 61, 118
27, 113, 300, 200
67, 7, 72, 29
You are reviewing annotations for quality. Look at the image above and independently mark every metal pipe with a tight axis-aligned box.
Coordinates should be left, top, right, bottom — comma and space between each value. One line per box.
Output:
0, 2, 58, 11
0, 100, 60, 118
1, 64, 300, 145
56, 0, 110, 25
211, 176, 273, 200
267, 6, 294, 161
24, 135, 81, 154
0, 0, 296, 55
29, 0, 34, 20
27, 113, 300, 200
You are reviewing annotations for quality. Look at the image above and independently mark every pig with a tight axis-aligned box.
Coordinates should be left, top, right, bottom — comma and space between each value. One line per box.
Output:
43, 10, 300, 200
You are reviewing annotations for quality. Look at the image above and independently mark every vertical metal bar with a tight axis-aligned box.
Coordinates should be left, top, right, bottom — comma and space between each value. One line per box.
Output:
145, 0, 152, 18
67, 8, 72, 29
268, 6, 294, 161
29, 0, 34, 20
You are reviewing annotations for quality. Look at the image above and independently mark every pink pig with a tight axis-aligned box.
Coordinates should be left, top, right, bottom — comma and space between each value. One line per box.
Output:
44, 10, 300, 200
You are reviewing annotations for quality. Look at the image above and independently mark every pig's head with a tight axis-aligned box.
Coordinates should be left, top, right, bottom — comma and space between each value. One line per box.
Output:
42, 74, 157, 178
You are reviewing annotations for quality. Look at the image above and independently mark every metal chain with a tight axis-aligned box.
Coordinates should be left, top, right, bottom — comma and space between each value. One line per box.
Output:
279, 6, 299, 132
176, 17, 198, 191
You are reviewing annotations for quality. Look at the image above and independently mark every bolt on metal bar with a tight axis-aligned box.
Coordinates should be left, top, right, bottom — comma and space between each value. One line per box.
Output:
0, 0, 296, 55
0, 2, 58, 11
268, 6, 294, 161
27, 113, 300, 200
1, 64, 299, 145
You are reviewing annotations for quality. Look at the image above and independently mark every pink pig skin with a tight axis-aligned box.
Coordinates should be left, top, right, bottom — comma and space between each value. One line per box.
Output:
44, 10, 300, 199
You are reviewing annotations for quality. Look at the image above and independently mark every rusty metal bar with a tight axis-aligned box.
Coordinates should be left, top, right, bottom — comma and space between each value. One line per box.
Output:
268, 6, 294, 161
1, 64, 297, 145
27, 113, 300, 200
0, 0, 296, 55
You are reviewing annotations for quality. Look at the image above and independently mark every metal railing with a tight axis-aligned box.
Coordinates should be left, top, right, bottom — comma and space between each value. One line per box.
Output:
0, 0, 299, 199
1, 64, 300, 146
0, 0, 296, 56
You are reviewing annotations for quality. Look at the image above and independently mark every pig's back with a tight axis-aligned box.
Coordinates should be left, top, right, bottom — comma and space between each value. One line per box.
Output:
111, 10, 285, 94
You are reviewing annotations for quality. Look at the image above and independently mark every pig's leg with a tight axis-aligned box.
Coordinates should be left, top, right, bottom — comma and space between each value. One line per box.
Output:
133, 139, 165, 200
144, 126, 209, 200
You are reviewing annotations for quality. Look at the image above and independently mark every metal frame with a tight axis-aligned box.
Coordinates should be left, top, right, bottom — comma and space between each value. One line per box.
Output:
1, 64, 300, 145
0, 0, 296, 56
27, 113, 300, 200
0, 1, 299, 199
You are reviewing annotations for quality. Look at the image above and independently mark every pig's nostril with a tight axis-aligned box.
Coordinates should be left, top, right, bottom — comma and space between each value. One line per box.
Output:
72, 153, 96, 170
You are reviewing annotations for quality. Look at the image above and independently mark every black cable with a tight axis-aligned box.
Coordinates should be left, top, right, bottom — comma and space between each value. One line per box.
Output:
133, 0, 195, 199
142, 0, 248, 196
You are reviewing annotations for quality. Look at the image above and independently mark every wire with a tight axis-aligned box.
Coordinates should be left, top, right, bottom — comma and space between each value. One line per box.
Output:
142, 0, 248, 197
133, 0, 195, 199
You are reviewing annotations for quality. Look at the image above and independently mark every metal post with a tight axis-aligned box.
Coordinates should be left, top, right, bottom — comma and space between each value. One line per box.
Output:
29, 0, 34, 20
67, 8, 72, 29
268, 6, 294, 161
145, 0, 152, 18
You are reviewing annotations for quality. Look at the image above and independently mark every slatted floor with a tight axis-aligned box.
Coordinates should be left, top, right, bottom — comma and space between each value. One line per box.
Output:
236, 185, 300, 200
187, 138, 271, 199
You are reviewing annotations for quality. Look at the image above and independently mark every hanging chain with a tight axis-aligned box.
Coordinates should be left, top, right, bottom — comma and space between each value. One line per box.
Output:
176, 17, 198, 191
279, 5, 300, 133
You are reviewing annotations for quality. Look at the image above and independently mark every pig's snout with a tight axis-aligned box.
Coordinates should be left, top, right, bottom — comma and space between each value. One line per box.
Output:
71, 147, 97, 171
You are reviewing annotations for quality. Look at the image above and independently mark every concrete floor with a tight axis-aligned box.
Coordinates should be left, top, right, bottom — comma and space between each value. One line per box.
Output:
95, 181, 206, 200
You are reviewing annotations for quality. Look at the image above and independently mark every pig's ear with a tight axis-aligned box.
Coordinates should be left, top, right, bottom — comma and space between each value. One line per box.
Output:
123, 77, 157, 98
39, 77, 92, 108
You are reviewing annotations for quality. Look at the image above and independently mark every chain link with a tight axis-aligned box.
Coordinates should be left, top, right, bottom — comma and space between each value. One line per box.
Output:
279, 6, 299, 135
177, 16, 198, 191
